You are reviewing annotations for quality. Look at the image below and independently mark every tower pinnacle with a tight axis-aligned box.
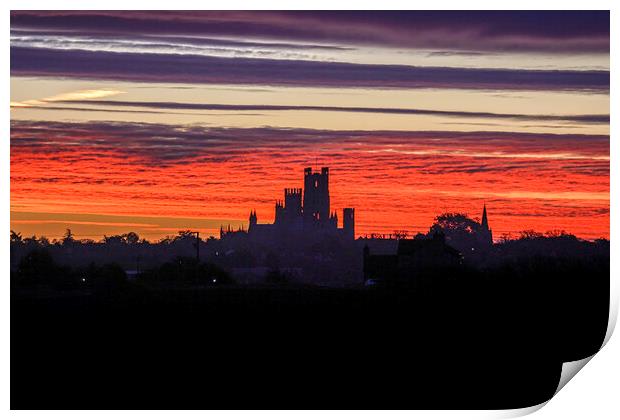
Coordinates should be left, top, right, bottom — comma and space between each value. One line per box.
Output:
481, 203, 489, 230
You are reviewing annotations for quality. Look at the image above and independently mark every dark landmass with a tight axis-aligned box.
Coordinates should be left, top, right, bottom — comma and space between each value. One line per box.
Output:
11, 228, 609, 409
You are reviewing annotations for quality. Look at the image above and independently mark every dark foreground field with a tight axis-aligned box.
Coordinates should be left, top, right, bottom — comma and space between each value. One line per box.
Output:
12, 269, 608, 409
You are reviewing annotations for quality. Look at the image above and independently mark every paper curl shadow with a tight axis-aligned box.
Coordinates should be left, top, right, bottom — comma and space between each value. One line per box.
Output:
497, 280, 617, 418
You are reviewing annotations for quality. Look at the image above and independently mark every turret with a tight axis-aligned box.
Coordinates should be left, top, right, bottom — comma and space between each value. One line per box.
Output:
328, 211, 338, 229
274, 200, 284, 224
284, 188, 302, 217
249, 210, 257, 230
343, 208, 355, 240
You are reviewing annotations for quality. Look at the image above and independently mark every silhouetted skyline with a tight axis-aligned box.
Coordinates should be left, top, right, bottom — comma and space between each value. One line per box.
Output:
221, 167, 355, 244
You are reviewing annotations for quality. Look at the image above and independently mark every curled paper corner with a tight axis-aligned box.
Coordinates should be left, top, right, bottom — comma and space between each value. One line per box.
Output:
491, 357, 595, 419
554, 355, 596, 396
492, 401, 547, 419
502, 355, 599, 417
556, 283, 620, 388
550, 298, 618, 397
493, 308, 617, 419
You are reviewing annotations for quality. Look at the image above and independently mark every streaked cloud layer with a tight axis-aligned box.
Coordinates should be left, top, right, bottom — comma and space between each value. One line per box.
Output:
10, 11, 609, 240
11, 46, 609, 91
11, 121, 609, 239
50, 99, 610, 125
11, 11, 609, 53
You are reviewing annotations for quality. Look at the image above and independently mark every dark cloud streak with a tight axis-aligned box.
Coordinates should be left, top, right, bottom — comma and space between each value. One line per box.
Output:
61, 99, 610, 124
11, 47, 609, 92
14, 104, 265, 117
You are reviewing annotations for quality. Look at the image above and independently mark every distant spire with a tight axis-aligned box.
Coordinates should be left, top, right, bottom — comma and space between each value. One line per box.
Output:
481, 203, 489, 230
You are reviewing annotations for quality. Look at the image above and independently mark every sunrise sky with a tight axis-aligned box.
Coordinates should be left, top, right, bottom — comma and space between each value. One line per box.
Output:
10, 11, 610, 240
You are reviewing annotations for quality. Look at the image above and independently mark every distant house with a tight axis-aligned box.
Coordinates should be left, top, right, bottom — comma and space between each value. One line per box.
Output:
363, 232, 461, 286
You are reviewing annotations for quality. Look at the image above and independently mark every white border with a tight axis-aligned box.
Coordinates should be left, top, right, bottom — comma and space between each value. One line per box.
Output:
4, 1, 618, 418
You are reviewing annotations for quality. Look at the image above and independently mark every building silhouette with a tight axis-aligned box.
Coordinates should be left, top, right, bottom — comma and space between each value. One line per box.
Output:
363, 231, 462, 286
480, 203, 493, 245
362, 205, 493, 286
221, 167, 355, 243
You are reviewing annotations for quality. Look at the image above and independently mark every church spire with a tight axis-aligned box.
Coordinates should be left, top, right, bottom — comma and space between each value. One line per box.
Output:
481, 203, 489, 230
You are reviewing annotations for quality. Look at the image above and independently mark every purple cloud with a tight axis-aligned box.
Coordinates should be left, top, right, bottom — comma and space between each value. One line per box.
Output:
11, 47, 609, 91
10, 11, 609, 53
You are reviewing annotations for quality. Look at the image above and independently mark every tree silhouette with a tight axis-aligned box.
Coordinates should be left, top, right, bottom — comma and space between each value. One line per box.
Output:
103, 234, 124, 245
10, 230, 23, 244
62, 228, 75, 246
429, 213, 485, 256
175, 230, 196, 241
498, 232, 515, 243
519, 230, 544, 240
392, 230, 409, 239
17, 249, 56, 284
431, 213, 478, 234
15, 249, 76, 289
124, 232, 140, 245
23, 235, 38, 246
544, 229, 575, 239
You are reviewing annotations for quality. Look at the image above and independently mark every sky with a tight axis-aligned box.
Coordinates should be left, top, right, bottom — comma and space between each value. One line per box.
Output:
10, 11, 610, 240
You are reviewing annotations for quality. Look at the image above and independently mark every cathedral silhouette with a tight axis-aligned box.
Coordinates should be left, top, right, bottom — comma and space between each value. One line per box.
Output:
220, 167, 355, 243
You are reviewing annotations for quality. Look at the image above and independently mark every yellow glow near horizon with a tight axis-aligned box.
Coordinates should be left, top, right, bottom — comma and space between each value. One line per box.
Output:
10, 88, 126, 108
